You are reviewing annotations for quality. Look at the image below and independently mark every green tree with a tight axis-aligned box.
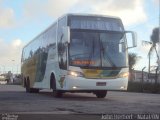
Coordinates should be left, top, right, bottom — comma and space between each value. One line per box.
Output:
128, 53, 139, 71
128, 53, 140, 80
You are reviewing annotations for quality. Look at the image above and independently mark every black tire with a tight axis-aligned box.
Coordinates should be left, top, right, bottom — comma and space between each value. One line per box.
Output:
50, 74, 63, 98
95, 91, 107, 98
25, 77, 30, 93
50, 74, 56, 90
53, 90, 63, 98
31, 88, 39, 93
25, 77, 39, 93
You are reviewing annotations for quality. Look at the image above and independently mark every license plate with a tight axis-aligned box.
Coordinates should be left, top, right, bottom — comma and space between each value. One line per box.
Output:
96, 82, 106, 86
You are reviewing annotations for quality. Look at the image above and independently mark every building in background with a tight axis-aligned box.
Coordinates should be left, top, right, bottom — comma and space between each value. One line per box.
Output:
130, 70, 159, 83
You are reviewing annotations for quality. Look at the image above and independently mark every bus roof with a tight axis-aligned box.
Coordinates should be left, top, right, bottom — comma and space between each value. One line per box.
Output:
23, 13, 122, 49
59, 13, 121, 21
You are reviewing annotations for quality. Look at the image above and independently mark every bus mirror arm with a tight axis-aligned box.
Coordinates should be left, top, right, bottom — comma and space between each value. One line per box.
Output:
125, 31, 137, 49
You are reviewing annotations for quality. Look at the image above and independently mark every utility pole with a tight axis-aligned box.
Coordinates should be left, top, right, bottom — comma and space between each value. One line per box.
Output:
141, 67, 146, 92
148, 51, 151, 78
154, 66, 159, 93
12, 60, 15, 74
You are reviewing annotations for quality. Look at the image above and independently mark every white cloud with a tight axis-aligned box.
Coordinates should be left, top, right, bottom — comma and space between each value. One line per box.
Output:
23, 0, 147, 26
153, 0, 159, 6
0, 7, 15, 28
137, 43, 151, 56
72, 0, 147, 26
0, 39, 24, 72
46, 0, 78, 18
12, 39, 22, 48
23, 0, 78, 20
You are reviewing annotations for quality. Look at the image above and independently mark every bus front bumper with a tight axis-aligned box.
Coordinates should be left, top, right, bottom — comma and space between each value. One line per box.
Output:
64, 75, 128, 91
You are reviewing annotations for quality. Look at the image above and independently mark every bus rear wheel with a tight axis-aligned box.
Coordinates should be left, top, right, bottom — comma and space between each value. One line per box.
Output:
95, 91, 107, 98
25, 77, 30, 93
25, 77, 39, 93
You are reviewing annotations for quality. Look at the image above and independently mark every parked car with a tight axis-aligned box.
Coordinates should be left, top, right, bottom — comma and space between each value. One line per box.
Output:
0, 75, 7, 84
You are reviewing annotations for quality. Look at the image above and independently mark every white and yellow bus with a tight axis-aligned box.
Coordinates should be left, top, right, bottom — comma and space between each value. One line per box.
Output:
21, 14, 137, 98
158, 38, 160, 76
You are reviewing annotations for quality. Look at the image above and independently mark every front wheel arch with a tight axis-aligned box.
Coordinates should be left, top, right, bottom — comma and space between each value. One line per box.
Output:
50, 73, 56, 90
50, 73, 63, 98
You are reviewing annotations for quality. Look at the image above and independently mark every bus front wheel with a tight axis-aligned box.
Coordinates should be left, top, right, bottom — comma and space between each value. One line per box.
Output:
94, 91, 107, 98
53, 90, 63, 98
50, 74, 63, 98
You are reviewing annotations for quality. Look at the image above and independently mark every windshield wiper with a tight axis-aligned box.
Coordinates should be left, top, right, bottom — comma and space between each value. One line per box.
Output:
99, 38, 116, 67
85, 38, 95, 67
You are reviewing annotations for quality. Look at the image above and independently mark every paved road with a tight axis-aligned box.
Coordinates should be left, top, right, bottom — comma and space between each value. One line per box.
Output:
0, 85, 160, 120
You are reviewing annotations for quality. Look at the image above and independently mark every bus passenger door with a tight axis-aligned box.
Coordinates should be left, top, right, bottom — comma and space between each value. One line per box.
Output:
58, 27, 69, 70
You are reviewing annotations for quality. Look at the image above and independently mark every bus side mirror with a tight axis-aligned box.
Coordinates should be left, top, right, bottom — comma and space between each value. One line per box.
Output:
62, 26, 70, 44
125, 31, 137, 49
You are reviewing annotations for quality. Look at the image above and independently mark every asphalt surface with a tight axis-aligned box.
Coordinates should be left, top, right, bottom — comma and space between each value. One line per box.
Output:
0, 85, 160, 120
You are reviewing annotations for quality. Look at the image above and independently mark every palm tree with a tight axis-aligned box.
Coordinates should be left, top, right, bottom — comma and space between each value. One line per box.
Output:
142, 27, 159, 93
142, 27, 159, 74
150, 27, 159, 61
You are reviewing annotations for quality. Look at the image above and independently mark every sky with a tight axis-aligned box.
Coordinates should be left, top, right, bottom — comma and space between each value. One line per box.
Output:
0, 0, 159, 74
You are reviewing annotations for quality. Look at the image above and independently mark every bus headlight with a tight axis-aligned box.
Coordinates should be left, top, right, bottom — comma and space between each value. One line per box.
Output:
118, 72, 129, 78
68, 71, 84, 77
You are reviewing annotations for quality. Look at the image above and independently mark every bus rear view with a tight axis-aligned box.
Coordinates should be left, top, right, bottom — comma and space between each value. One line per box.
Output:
21, 14, 137, 98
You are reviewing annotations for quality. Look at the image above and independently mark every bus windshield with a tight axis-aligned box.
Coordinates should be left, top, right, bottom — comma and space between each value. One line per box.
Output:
69, 29, 128, 68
